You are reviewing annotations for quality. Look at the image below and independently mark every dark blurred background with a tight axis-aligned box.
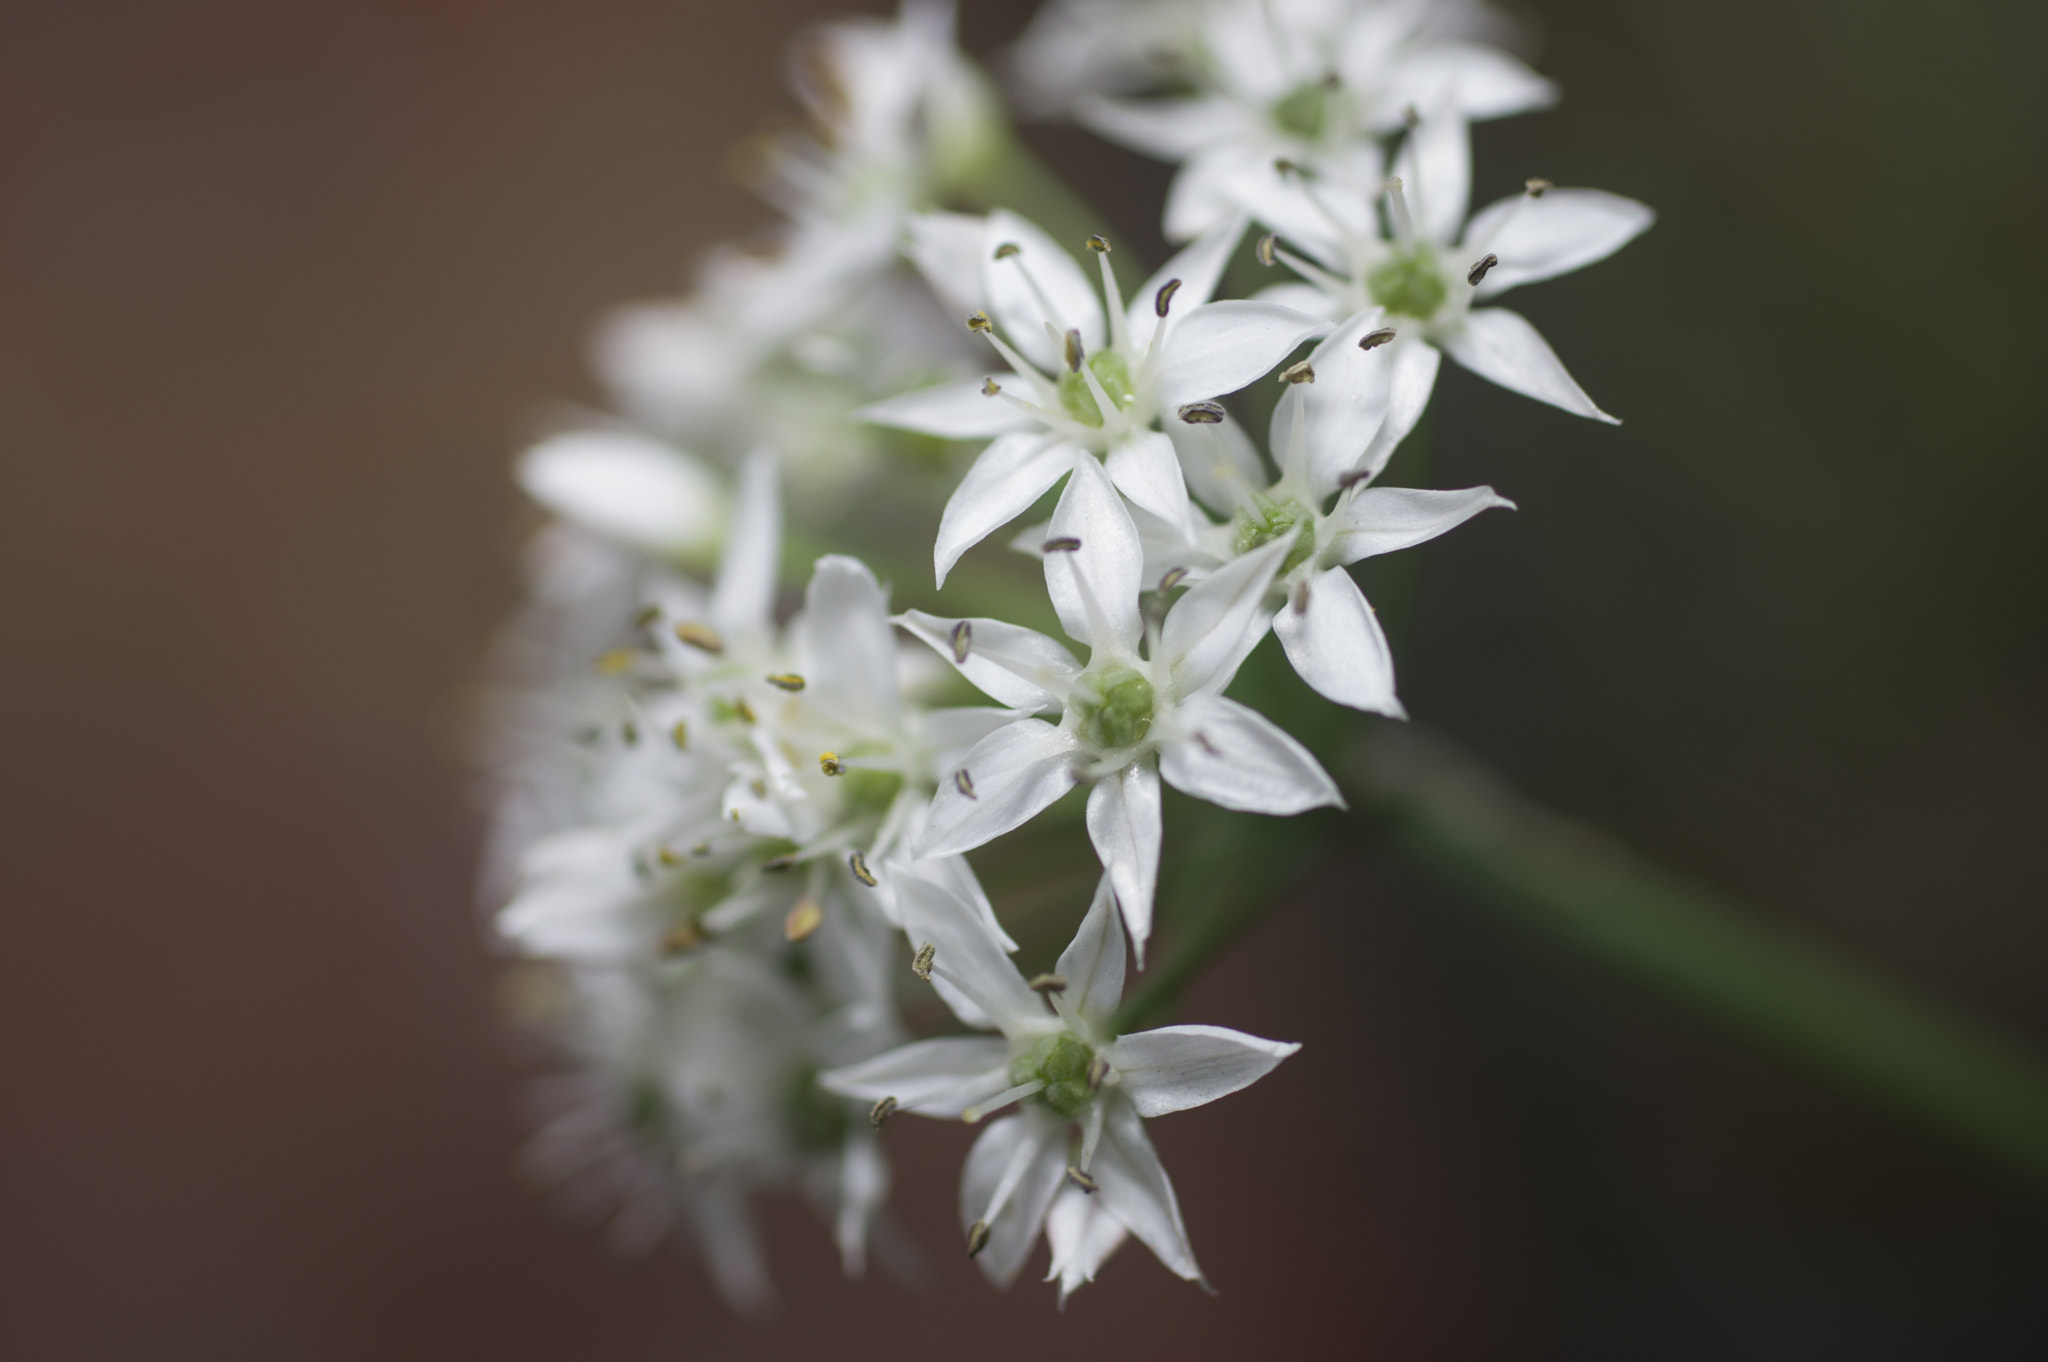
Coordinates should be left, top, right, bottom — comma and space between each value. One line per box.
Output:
4, 1, 2046, 1357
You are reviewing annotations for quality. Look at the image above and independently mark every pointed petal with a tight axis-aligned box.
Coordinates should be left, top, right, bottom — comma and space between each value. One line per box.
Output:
1329, 485, 1515, 563
1279, 309, 1397, 499
917, 718, 1083, 859
801, 555, 900, 725
818, 1036, 1012, 1113
983, 209, 1104, 373
1045, 1184, 1130, 1305
1274, 565, 1403, 716
1167, 408, 1268, 521
1090, 1100, 1203, 1285
858, 379, 1035, 439
905, 210, 987, 317
1353, 337, 1442, 480
1105, 429, 1194, 544
1044, 455, 1144, 653
710, 448, 781, 636
1392, 105, 1471, 244
1075, 94, 1251, 162
516, 429, 723, 559
961, 1114, 1068, 1288
1384, 44, 1559, 126
1158, 693, 1344, 814
1127, 212, 1247, 351
1441, 307, 1619, 423
1465, 188, 1656, 297
896, 872, 1045, 1033
897, 609, 1081, 712
935, 433, 1078, 587
1082, 766, 1156, 976
688, 1183, 775, 1314
1108, 1023, 1301, 1117
1154, 301, 1328, 412
1159, 534, 1291, 698
835, 1130, 888, 1279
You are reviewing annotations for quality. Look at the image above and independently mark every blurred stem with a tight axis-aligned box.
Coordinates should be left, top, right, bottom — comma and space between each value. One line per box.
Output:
1360, 726, 2048, 1190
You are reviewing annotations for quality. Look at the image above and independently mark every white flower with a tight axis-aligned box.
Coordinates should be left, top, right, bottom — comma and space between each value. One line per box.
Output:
515, 427, 726, 563
1247, 108, 1654, 421
1075, 0, 1556, 241
820, 872, 1299, 1295
863, 208, 1327, 585
897, 456, 1343, 959
1158, 310, 1514, 715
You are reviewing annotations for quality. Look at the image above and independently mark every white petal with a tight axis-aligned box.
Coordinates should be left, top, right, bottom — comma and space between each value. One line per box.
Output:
688, 1183, 775, 1314
1075, 94, 1252, 162
1441, 307, 1619, 423
1158, 693, 1344, 814
896, 610, 1081, 713
1275, 308, 1397, 499
1126, 212, 1247, 352
1392, 105, 1471, 245
983, 209, 1104, 374
1044, 1185, 1129, 1305
1104, 429, 1194, 544
1167, 409, 1268, 521
935, 433, 1078, 587
800, 555, 900, 725
836, 1131, 888, 1279
516, 429, 723, 560
1090, 1100, 1202, 1285
1159, 533, 1291, 698
1329, 485, 1515, 563
1385, 44, 1559, 126
1353, 337, 1442, 480
1154, 301, 1328, 412
895, 872, 1045, 1032
1464, 188, 1655, 297
1082, 767, 1157, 973
1044, 455, 1144, 653
818, 1037, 1011, 1114
1108, 1023, 1301, 1117
858, 379, 1034, 439
905, 210, 987, 318
1273, 565, 1403, 716
709, 448, 781, 636
961, 1114, 1068, 1288
916, 719, 1082, 859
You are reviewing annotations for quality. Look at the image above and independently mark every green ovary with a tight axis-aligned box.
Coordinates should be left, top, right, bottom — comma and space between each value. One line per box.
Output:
1367, 247, 1449, 319
1235, 494, 1318, 575
1056, 350, 1137, 427
1011, 1031, 1096, 1119
1272, 80, 1330, 139
1072, 665, 1155, 750
838, 767, 903, 816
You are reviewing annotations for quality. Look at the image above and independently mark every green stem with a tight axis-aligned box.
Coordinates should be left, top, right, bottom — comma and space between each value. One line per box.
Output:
1359, 726, 2048, 1189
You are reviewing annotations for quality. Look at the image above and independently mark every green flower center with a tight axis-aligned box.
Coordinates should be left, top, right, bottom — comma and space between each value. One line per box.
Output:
1057, 349, 1137, 427
1272, 80, 1331, 140
838, 767, 903, 816
1366, 245, 1449, 320
1011, 1031, 1097, 1120
1071, 664, 1155, 750
1234, 494, 1317, 576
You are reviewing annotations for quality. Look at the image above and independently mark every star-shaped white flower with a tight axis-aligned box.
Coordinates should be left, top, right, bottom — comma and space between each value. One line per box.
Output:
898, 455, 1342, 961
1243, 108, 1654, 422
861, 208, 1327, 585
820, 871, 1299, 1296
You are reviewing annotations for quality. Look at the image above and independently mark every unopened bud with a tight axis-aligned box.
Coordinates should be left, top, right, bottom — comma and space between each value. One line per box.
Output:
765, 672, 806, 692
1358, 327, 1396, 351
1154, 277, 1182, 318
848, 850, 877, 887
869, 1096, 898, 1129
966, 1219, 991, 1258
954, 768, 977, 800
819, 751, 844, 776
911, 941, 935, 981
1525, 177, 1553, 198
1178, 401, 1225, 424
1066, 1166, 1098, 1193
1466, 253, 1499, 287
783, 898, 823, 941
950, 619, 972, 663
673, 621, 724, 654
1279, 359, 1316, 384
1028, 973, 1067, 994
1255, 232, 1278, 267
1042, 536, 1082, 554
1086, 234, 1111, 253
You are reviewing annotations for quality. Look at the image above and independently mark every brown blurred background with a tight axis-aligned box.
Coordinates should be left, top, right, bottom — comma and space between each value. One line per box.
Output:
4, 0, 2046, 1357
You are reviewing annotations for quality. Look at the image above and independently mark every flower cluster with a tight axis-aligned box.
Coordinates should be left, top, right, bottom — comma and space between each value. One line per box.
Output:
478, 0, 1649, 1311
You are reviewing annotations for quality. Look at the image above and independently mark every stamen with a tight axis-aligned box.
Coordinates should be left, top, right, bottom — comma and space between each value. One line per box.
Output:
596, 648, 636, 675
1196, 731, 1221, 757
1086, 234, 1111, 254
1466, 253, 1499, 287
631, 604, 660, 630
1525, 177, 1553, 198
848, 850, 877, 887
967, 311, 993, 333
965, 1220, 991, 1259
911, 941, 935, 981
1063, 328, 1084, 372
954, 769, 977, 800
819, 751, 844, 776
1095, 240, 1131, 352
656, 845, 684, 868
869, 1096, 898, 1129
670, 720, 689, 750
1066, 1166, 1098, 1194
1154, 277, 1182, 317
950, 619, 972, 662
1028, 973, 1068, 994
1256, 232, 1278, 267
763, 854, 797, 872
660, 922, 701, 955
1042, 536, 1082, 553
982, 377, 1001, 396
620, 719, 638, 745
1384, 176, 1416, 246
733, 697, 756, 724
783, 898, 823, 941
1087, 1054, 1110, 1090
1292, 580, 1311, 614
1402, 102, 1420, 130
1337, 468, 1374, 492
961, 1079, 1044, 1124
992, 242, 1021, 259
1358, 327, 1396, 351
673, 621, 724, 654
1273, 156, 1304, 178
1178, 401, 1225, 424
1279, 359, 1316, 384
1157, 566, 1188, 592
765, 672, 806, 691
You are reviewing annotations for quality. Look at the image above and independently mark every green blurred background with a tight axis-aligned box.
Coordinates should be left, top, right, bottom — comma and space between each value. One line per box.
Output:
3, 0, 2044, 1356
